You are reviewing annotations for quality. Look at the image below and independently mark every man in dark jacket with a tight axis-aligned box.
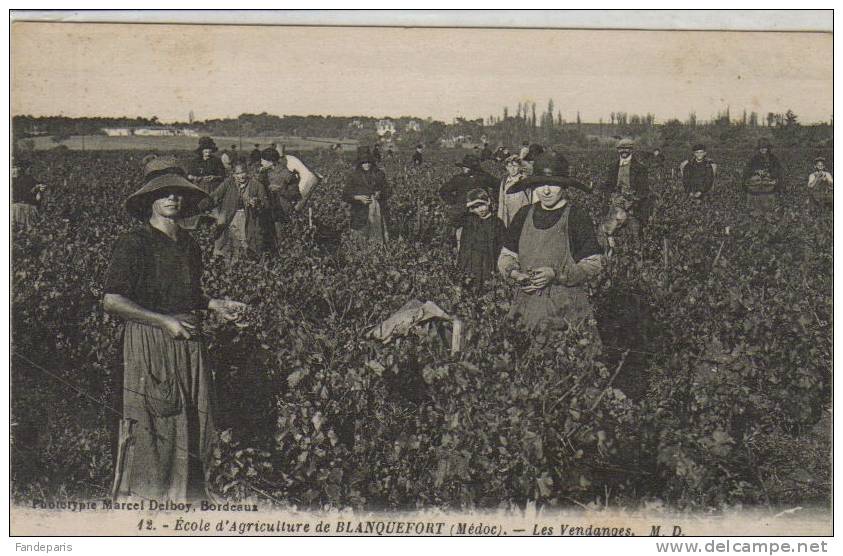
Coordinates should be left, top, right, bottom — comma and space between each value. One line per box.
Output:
601, 138, 651, 231
439, 154, 499, 246
480, 142, 493, 161
680, 144, 717, 198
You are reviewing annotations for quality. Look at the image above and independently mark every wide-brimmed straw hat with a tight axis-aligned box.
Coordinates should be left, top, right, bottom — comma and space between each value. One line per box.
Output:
511, 153, 589, 192
124, 158, 208, 220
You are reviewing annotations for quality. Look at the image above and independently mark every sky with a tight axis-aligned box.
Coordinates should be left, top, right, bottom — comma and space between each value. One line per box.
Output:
11, 22, 833, 124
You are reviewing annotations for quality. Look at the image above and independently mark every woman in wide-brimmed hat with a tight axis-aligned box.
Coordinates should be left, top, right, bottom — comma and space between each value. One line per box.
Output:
103, 157, 247, 503
342, 146, 390, 244
498, 152, 602, 337
187, 136, 226, 195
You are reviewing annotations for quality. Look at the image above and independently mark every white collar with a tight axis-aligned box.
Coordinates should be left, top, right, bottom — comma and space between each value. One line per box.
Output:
537, 198, 568, 211
619, 156, 632, 166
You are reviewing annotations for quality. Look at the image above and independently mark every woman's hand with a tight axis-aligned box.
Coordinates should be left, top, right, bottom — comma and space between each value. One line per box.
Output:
510, 269, 530, 285
209, 299, 248, 321
159, 315, 196, 340
353, 195, 372, 205
526, 267, 556, 290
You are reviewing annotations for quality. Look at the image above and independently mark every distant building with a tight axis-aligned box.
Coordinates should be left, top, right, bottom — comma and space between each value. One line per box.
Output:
134, 127, 178, 137
349, 119, 364, 129
376, 119, 396, 137
102, 127, 131, 136
178, 128, 199, 137
405, 120, 421, 132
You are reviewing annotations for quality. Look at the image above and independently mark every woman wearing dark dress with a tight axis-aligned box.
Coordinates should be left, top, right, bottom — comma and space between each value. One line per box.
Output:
103, 157, 247, 503
457, 188, 505, 288
342, 146, 390, 244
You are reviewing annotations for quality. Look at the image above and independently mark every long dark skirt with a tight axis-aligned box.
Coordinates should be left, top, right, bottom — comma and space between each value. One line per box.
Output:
114, 319, 216, 503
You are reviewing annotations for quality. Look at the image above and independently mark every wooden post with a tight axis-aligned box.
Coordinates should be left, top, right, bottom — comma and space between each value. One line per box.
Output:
308, 207, 313, 229
451, 318, 464, 355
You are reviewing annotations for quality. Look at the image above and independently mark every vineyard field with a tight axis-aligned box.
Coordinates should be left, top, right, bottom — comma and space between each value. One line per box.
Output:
11, 144, 832, 513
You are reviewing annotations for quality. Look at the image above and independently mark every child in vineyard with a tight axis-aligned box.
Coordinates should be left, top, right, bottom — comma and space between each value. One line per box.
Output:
456, 188, 505, 288
439, 154, 499, 249
103, 156, 247, 503
498, 152, 601, 336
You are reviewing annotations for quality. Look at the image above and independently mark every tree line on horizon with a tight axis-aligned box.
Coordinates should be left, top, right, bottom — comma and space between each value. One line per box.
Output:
12, 104, 832, 151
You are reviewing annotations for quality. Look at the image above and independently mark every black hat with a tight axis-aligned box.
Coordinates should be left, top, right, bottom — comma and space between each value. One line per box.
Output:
692, 143, 706, 151
356, 146, 373, 164
814, 156, 827, 164
522, 143, 544, 162
513, 153, 589, 192
415, 144, 423, 150
125, 158, 207, 220
757, 137, 772, 149
261, 147, 281, 163
196, 136, 218, 153
455, 154, 481, 170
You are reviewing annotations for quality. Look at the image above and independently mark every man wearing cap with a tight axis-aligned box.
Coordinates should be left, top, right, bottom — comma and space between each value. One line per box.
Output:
601, 138, 651, 233
742, 138, 783, 211
411, 144, 424, 166
343, 146, 390, 244
679, 144, 717, 199
103, 156, 247, 503
12, 158, 47, 230
187, 136, 226, 194
249, 144, 262, 167
498, 152, 601, 334
439, 154, 498, 247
